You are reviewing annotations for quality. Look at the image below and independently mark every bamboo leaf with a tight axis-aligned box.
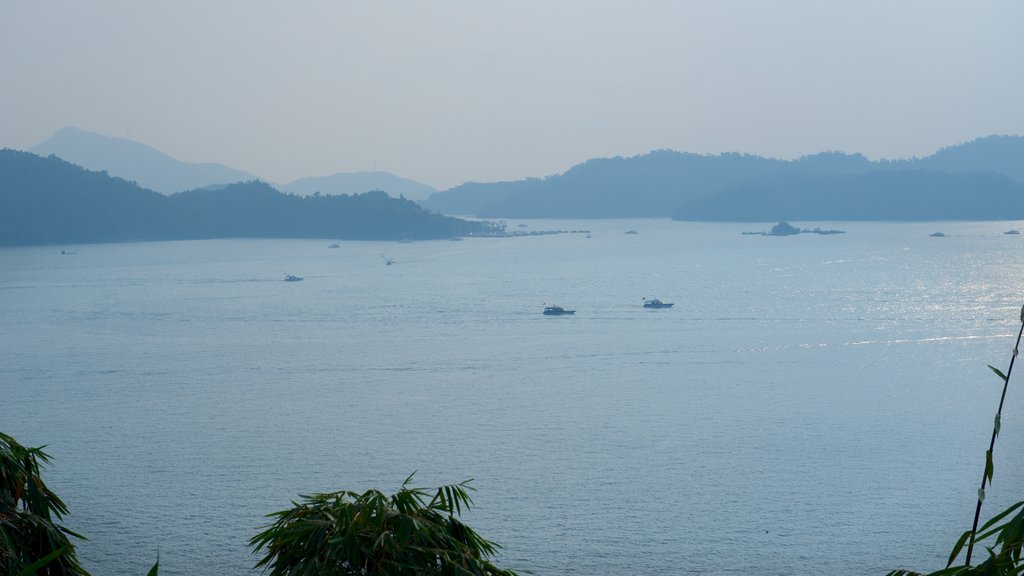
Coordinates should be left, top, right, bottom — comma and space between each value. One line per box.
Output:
986, 450, 994, 484
978, 501, 1024, 534
946, 530, 972, 567
250, 475, 516, 576
15, 548, 66, 576
988, 365, 1008, 382
147, 554, 160, 576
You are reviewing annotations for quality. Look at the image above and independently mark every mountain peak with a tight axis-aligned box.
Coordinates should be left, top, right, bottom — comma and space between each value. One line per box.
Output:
30, 127, 256, 193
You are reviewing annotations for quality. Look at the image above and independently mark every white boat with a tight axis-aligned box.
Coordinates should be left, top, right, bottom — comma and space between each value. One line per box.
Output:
643, 298, 673, 309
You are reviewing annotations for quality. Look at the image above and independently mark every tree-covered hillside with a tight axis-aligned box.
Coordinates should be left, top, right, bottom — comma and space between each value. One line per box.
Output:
0, 150, 496, 246
672, 170, 1024, 222
423, 150, 790, 218
419, 135, 1024, 219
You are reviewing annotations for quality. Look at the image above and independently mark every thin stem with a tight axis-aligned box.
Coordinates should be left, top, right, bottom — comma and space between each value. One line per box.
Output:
964, 320, 1024, 566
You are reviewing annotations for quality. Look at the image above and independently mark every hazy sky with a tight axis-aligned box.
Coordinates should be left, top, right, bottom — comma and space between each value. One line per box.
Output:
2, 1, 1022, 189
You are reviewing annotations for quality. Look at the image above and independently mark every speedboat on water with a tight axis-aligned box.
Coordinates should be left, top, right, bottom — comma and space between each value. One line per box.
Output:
284, 274, 303, 282
643, 298, 674, 309
543, 305, 575, 316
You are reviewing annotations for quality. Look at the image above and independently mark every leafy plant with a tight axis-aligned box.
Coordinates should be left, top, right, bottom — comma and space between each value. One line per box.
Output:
888, 305, 1024, 575
0, 432, 90, 575
250, 474, 517, 576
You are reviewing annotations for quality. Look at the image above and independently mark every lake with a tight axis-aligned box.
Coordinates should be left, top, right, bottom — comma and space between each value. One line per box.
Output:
2, 219, 1023, 575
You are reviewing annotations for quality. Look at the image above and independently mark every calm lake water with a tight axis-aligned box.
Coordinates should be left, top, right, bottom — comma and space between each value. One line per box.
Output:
3, 220, 1024, 576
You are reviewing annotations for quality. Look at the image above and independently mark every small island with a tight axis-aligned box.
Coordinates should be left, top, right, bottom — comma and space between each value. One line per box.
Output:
743, 221, 845, 237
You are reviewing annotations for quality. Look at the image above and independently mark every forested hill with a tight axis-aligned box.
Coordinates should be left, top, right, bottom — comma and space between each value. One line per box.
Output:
672, 170, 1024, 222
419, 135, 1024, 219
422, 151, 790, 218
0, 150, 494, 246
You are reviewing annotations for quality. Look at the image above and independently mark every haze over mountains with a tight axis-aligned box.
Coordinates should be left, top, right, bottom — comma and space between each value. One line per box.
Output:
280, 172, 436, 201
420, 135, 1024, 220
31, 127, 257, 194
0, 149, 491, 246
29, 128, 437, 199
13, 128, 1024, 228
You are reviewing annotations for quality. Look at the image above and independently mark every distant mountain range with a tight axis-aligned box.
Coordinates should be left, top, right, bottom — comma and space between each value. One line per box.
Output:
0, 150, 494, 246
31, 127, 257, 194
280, 172, 436, 200
29, 127, 437, 199
419, 135, 1024, 221
22, 127, 1024, 221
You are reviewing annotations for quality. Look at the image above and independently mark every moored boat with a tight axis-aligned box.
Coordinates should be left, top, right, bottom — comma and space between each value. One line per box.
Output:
643, 298, 674, 309
543, 305, 575, 316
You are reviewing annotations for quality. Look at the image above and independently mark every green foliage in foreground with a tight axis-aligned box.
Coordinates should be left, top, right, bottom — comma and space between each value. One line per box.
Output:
886, 500, 1024, 575
889, 306, 1024, 575
0, 432, 90, 576
250, 474, 517, 576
